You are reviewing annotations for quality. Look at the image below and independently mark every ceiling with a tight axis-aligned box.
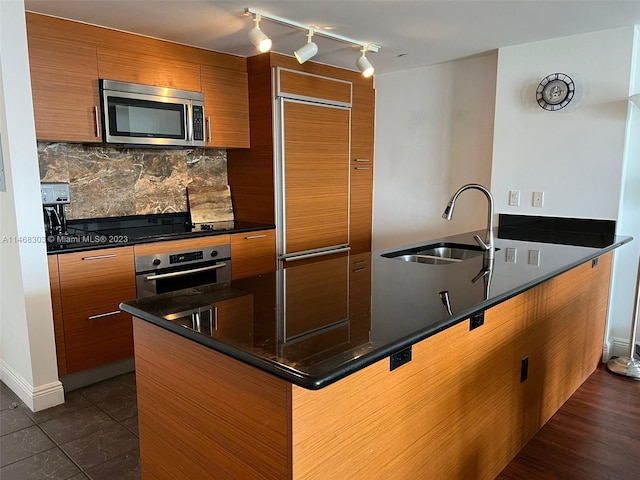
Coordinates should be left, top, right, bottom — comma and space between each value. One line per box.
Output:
24, 0, 640, 75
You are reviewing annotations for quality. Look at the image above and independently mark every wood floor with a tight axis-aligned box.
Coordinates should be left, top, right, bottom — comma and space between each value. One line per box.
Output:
497, 363, 640, 479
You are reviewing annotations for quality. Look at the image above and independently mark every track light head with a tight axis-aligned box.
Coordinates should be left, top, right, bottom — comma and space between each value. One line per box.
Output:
356, 48, 374, 78
294, 30, 318, 64
248, 14, 272, 53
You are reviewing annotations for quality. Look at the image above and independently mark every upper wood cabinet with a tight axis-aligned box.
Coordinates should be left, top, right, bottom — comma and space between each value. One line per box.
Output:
97, 47, 201, 92
201, 65, 250, 148
25, 12, 250, 147
26, 16, 101, 143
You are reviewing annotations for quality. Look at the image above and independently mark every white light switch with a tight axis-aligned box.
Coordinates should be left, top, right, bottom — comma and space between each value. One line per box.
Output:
532, 191, 544, 208
506, 247, 517, 263
528, 249, 540, 266
509, 190, 520, 206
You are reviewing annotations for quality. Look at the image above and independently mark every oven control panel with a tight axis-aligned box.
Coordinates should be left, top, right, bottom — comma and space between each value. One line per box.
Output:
135, 244, 231, 273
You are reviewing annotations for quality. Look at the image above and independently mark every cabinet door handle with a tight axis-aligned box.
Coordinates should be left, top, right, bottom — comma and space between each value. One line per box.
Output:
213, 305, 218, 330
353, 158, 370, 163
354, 166, 370, 170
88, 310, 121, 320
245, 234, 266, 240
353, 260, 368, 266
353, 267, 368, 273
206, 116, 212, 143
82, 254, 117, 261
94, 106, 101, 138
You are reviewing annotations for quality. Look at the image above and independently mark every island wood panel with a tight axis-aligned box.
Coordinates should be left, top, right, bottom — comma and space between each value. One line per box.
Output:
283, 101, 350, 254
201, 64, 250, 148
133, 318, 292, 480
230, 230, 276, 280
512, 252, 613, 437
57, 246, 136, 373
47, 255, 67, 377
290, 256, 613, 480
227, 54, 275, 224
277, 69, 352, 104
26, 31, 100, 143
97, 47, 201, 91
132, 235, 230, 257
26, 13, 246, 72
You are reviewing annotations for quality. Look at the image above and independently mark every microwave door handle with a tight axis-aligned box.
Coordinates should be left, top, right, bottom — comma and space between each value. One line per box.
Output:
186, 103, 193, 142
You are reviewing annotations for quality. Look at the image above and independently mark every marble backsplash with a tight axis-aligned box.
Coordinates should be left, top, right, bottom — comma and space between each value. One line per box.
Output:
38, 143, 228, 220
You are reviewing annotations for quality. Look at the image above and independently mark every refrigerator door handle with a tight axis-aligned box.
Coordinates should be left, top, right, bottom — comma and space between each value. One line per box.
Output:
280, 246, 351, 262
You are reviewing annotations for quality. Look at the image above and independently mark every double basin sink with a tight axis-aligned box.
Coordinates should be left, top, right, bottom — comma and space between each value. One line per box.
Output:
382, 242, 497, 265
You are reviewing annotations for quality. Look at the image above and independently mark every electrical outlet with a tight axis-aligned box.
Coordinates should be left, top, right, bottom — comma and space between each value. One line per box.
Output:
506, 247, 517, 263
532, 191, 544, 208
509, 190, 520, 206
528, 249, 540, 266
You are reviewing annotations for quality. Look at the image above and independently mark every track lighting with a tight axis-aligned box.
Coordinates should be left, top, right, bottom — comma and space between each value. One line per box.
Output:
294, 30, 318, 64
245, 7, 380, 77
248, 13, 272, 53
356, 48, 374, 78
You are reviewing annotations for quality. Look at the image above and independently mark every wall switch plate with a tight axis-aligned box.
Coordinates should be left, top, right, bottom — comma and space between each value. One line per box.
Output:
509, 190, 520, 206
532, 191, 544, 208
505, 247, 517, 263
528, 249, 540, 266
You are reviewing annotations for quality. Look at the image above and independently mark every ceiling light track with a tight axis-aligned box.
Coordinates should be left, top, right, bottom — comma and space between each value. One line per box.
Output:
245, 7, 380, 75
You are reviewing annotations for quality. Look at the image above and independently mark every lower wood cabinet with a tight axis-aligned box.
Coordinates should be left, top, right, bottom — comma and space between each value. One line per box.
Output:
230, 229, 276, 280
56, 247, 136, 374
47, 256, 67, 377
133, 252, 612, 480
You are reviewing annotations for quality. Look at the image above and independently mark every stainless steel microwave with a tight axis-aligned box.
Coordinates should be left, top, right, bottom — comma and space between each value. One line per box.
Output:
99, 79, 205, 147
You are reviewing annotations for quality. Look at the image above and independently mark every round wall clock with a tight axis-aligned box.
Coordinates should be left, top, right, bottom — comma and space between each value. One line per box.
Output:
535, 73, 575, 111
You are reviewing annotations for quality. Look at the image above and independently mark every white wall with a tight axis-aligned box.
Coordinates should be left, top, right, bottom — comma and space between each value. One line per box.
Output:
0, 0, 64, 411
491, 28, 633, 219
491, 27, 637, 355
372, 53, 498, 250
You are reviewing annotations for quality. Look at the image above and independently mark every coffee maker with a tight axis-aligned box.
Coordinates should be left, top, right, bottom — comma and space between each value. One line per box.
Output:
41, 182, 70, 236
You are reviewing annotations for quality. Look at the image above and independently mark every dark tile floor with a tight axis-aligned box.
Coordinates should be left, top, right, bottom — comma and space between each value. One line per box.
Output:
0, 373, 140, 480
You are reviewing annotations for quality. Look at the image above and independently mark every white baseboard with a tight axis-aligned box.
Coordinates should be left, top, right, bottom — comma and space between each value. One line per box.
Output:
0, 359, 64, 412
608, 336, 635, 358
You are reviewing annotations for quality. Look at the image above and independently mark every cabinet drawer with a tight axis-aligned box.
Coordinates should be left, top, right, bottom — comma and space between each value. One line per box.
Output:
58, 246, 136, 306
231, 230, 276, 280
65, 324, 134, 374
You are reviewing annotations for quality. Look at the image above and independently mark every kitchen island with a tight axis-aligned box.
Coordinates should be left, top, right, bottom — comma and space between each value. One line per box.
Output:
121, 228, 630, 480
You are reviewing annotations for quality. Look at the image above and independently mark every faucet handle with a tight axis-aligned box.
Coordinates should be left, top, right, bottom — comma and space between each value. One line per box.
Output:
473, 234, 490, 251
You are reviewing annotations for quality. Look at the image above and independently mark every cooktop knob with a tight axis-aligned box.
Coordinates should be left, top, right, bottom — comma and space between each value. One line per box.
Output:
152, 258, 161, 266
210, 250, 218, 258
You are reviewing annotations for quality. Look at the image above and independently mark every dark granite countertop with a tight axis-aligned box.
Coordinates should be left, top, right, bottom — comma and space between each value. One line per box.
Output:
120, 229, 632, 390
46, 212, 274, 254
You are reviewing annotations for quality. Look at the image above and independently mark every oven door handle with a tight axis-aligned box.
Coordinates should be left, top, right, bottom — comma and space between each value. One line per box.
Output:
144, 262, 228, 282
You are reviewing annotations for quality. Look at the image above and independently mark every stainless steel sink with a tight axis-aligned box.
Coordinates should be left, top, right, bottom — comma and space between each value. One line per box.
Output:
383, 242, 496, 265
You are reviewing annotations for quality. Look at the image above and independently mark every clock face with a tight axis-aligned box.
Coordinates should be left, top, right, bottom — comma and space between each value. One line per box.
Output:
536, 73, 575, 111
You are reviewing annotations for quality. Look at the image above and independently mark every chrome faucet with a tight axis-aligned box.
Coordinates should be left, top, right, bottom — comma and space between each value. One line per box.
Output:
442, 183, 495, 259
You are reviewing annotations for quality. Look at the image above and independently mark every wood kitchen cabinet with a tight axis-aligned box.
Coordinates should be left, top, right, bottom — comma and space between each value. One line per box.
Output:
26, 15, 101, 143
230, 229, 276, 280
57, 247, 136, 373
201, 65, 250, 148
25, 12, 249, 146
47, 255, 67, 377
97, 47, 202, 92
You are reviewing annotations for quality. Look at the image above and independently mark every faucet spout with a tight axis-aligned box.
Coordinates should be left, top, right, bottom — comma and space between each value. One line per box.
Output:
442, 183, 495, 258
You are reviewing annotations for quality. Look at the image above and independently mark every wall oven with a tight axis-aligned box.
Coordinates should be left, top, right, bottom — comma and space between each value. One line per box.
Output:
99, 79, 205, 147
135, 243, 231, 298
